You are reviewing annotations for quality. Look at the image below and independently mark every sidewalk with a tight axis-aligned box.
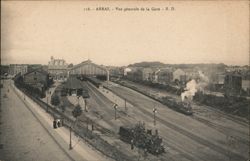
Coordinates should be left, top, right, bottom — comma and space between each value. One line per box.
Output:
1, 80, 112, 161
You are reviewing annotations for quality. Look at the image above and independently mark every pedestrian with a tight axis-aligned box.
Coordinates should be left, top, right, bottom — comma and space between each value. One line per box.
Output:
57, 120, 61, 127
91, 124, 94, 131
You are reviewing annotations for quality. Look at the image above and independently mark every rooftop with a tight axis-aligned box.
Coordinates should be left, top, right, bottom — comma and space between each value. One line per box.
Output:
64, 76, 85, 89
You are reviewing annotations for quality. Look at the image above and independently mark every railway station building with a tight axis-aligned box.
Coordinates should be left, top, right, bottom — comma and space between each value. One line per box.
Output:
68, 59, 109, 81
48, 56, 68, 82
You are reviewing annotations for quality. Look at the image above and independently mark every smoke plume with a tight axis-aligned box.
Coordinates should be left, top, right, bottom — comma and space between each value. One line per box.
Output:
181, 71, 209, 101
181, 79, 197, 101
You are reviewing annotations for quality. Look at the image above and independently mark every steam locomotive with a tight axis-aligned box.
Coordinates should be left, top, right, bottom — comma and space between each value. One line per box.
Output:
119, 123, 165, 155
160, 97, 193, 115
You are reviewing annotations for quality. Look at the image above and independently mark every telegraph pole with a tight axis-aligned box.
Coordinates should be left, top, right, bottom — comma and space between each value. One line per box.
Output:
46, 90, 49, 112
153, 107, 157, 126
84, 99, 87, 112
124, 99, 127, 112
113, 103, 118, 120
69, 126, 72, 150
77, 96, 80, 105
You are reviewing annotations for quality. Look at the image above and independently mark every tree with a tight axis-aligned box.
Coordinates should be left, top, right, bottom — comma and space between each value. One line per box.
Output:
69, 104, 82, 150
68, 63, 74, 68
51, 94, 60, 106
60, 104, 66, 112
72, 104, 82, 118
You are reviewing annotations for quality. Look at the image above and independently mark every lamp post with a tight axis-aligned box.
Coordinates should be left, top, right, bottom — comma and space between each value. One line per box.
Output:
69, 126, 72, 150
77, 96, 80, 105
153, 107, 157, 126
124, 99, 127, 112
46, 90, 49, 112
113, 103, 118, 120
84, 99, 87, 112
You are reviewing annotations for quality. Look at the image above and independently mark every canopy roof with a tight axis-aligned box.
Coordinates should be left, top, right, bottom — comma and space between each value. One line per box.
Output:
64, 76, 84, 89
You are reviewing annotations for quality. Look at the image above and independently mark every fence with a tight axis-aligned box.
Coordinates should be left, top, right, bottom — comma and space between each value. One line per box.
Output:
16, 84, 134, 161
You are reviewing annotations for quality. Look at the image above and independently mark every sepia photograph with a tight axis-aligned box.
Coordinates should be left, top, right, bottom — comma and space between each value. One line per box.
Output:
0, 1, 249, 161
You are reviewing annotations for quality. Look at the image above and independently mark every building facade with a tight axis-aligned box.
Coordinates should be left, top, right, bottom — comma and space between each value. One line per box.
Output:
9, 64, 28, 76
224, 73, 242, 93
155, 69, 173, 84
142, 68, 154, 81
69, 60, 109, 80
23, 70, 48, 92
126, 67, 143, 81
48, 56, 68, 81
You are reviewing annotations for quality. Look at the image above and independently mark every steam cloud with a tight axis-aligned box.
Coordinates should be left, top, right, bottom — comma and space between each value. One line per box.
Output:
181, 71, 209, 101
181, 79, 198, 101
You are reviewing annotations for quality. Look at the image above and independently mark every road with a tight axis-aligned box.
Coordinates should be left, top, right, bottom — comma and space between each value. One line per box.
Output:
0, 80, 74, 161
0, 80, 112, 161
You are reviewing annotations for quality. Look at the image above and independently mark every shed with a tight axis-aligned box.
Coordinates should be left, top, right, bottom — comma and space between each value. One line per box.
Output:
64, 76, 88, 96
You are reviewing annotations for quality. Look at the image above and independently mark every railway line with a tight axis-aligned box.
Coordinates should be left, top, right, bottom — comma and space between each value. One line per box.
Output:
110, 80, 249, 151
106, 84, 247, 161
84, 80, 207, 161
191, 115, 249, 146
193, 103, 249, 127
136, 104, 245, 161
116, 79, 249, 128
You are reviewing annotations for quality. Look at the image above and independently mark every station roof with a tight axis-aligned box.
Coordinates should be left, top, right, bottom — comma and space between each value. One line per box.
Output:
64, 76, 84, 89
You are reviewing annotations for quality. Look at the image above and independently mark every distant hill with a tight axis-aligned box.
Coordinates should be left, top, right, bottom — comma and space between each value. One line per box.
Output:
128, 62, 227, 70
128, 61, 167, 68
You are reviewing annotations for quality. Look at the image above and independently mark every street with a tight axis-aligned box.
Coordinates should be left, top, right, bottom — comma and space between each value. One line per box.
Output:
0, 80, 112, 161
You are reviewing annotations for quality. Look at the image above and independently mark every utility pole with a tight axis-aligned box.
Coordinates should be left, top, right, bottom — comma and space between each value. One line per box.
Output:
46, 90, 49, 112
69, 126, 72, 150
125, 99, 127, 112
84, 99, 87, 112
113, 103, 118, 120
77, 96, 80, 105
153, 107, 157, 126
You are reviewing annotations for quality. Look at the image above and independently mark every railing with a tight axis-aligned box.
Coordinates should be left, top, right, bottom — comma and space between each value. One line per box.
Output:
15, 85, 134, 161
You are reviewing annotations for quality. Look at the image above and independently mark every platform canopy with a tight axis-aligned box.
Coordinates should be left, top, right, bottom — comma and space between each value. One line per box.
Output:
64, 76, 83, 90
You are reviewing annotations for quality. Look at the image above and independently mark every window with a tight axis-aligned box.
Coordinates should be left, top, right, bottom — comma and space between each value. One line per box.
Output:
34, 77, 37, 81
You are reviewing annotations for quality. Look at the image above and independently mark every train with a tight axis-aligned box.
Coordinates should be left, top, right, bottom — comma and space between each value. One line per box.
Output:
119, 123, 165, 155
80, 76, 102, 88
160, 96, 193, 115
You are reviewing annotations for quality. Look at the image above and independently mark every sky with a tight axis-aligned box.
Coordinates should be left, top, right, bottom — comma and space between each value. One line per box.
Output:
1, 1, 249, 66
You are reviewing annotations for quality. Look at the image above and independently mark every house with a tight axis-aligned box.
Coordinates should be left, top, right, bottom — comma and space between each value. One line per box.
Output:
109, 67, 124, 78
241, 74, 250, 93
242, 79, 250, 91
23, 70, 49, 92
211, 73, 226, 90
142, 68, 154, 81
214, 73, 225, 85
173, 69, 186, 84
127, 68, 143, 81
153, 68, 173, 84
224, 72, 242, 93
9, 64, 28, 76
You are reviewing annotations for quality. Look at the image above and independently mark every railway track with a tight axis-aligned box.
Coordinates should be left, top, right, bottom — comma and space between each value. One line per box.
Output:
85, 81, 208, 161
194, 103, 249, 127
191, 115, 249, 146
116, 80, 249, 127
107, 85, 247, 161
